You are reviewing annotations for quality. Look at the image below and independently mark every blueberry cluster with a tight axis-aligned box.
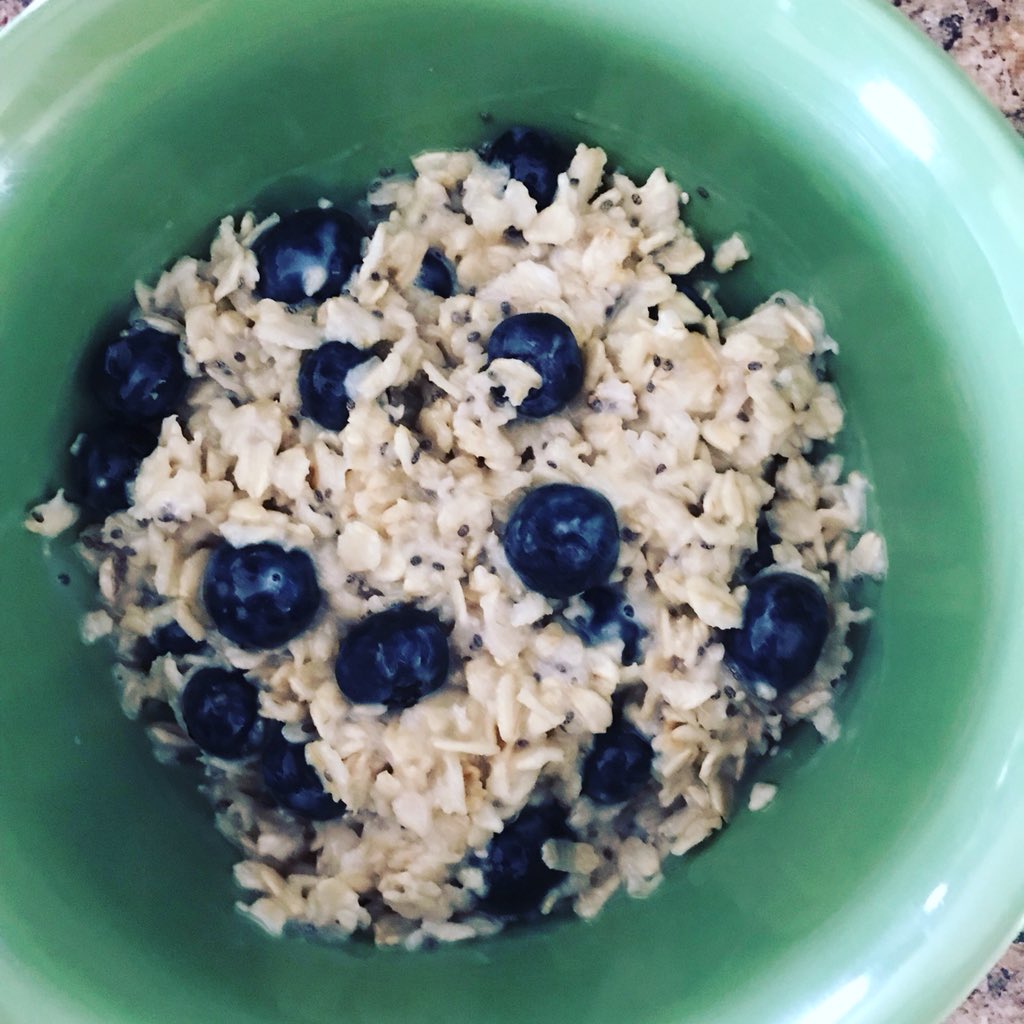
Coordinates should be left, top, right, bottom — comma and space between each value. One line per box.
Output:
68, 323, 190, 521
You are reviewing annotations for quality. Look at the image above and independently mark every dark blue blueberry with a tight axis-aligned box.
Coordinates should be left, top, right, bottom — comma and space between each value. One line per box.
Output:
487, 313, 583, 418
669, 275, 714, 319
95, 325, 189, 424
261, 729, 346, 820
298, 341, 372, 431
181, 667, 262, 759
723, 572, 830, 691
154, 621, 204, 657
480, 802, 573, 918
335, 604, 450, 709
136, 621, 206, 672
503, 484, 619, 599
253, 207, 364, 305
68, 426, 156, 519
202, 542, 321, 650
485, 126, 571, 209
416, 248, 456, 298
741, 511, 779, 579
581, 720, 654, 805
566, 585, 645, 666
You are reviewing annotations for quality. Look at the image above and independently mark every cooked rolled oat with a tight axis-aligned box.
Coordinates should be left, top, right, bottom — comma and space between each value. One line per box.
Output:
28, 139, 885, 948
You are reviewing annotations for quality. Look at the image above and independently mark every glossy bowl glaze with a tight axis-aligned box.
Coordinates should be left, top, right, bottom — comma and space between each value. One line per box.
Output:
1, 1, 1023, 1022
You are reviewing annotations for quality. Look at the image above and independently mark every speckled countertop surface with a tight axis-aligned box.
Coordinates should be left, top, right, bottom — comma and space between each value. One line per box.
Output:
1, 0, 1022, 1019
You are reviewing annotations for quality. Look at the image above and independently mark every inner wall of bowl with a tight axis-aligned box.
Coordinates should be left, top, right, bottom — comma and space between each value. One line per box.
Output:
1, 1, 1022, 1023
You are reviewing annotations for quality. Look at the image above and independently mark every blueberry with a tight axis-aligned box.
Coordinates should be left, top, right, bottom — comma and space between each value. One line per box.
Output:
503, 484, 619, 599
298, 341, 372, 431
485, 126, 571, 209
416, 248, 456, 298
202, 542, 321, 650
335, 604, 450, 709
154, 621, 204, 657
740, 511, 779, 579
95, 325, 189, 424
136, 621, 206, 672
253, 207, 364, 305
566, 585, 646, 666
669, 275, 714, 319
68, 426, 156, 519
581, 721, 654, 805
487, 313, 583, 418
180, 667, 262, 759
480, 802, 573, 918
723, 572, 830, 691
261, 729, 346, 820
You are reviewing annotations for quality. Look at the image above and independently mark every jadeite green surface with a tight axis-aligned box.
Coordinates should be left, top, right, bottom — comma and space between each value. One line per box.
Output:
1, 0, 1023, 1021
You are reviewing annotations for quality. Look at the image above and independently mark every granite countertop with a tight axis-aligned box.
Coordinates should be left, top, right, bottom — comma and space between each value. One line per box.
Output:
1, 0, 1022, 1020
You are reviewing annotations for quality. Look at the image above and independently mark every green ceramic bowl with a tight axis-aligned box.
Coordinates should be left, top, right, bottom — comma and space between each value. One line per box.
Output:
2, 0, 1023, 1021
